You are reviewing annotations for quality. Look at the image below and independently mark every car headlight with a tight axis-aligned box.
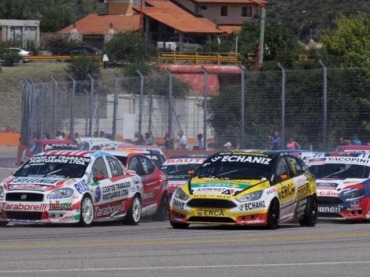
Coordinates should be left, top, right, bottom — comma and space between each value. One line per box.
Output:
47, 188, 74, 199
173, 188, 189, 201
343, 188, 365, 200
236, 190, 263, 202
0, 186, 4, 198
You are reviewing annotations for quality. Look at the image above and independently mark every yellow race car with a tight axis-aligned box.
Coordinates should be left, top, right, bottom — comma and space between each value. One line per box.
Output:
169, 150, 317, 229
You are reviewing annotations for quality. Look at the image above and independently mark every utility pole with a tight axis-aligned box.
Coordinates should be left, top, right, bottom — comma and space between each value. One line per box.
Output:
251, 0, 267, 71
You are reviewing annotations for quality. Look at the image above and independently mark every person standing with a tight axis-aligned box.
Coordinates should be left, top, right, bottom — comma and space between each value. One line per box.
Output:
177, 129, 187, 149
197, 133, 204, 150
164, 132, 174, 150
102, 52, 109, 69
286, 138, 301, 150
270, 131, 281, 150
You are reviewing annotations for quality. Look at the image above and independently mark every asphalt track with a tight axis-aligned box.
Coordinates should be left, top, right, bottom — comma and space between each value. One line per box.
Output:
1, 148, 370, 277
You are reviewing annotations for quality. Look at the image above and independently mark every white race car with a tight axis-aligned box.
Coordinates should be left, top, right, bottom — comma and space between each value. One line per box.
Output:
0, 150, 143, 226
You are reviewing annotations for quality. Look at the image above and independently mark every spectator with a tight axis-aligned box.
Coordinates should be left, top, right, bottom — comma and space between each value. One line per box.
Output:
339, 137, 351, 145
177, 129, 187, 149
55, 130, 63, 140
44, 132, 51, 140
224, 141, 233, 151
286, 138, 301, 150
164, 132, 174, 150
196, 133, 204, 150
144, 132, 154, 145
270, 131, 281, 150
99, 131, 105, 138
2, 125, 11, 132
352, 135, 362, 145
102, 52, 109, 69
93, 131, 99, 137
74, 132, 80, 143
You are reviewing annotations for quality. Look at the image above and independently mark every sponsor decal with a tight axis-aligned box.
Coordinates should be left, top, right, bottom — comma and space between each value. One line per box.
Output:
2, 203, 47, 211
102, 183, 129, 201
143, 191, 155, 200
74, 179, 89, 194
166, 158, 206, 165
239, 201, 266, 211
94, 202, 125, 217
95, 186, 101, 202
297, 184, 311, 200
11, 177, 62, 185
172, 199, 185, 210
197, 209, 225, 216
30, 155, 89, 165
49, 201, 73, 211
279, 183, 295, 201
220, 155, 272, 165
318, 205, 341, 213
317, 183, 337, 189
8, 184, 46, 191
327, 157, 370, 164
318, 190, 338, 197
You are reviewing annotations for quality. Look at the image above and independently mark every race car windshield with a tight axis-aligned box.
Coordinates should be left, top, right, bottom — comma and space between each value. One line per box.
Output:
197, 154, 273, 179
309, 163, 370, 179
14, 155, 90, 179
161, 164, 199, 180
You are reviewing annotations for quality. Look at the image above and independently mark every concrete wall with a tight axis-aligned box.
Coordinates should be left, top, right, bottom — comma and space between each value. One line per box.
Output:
0, 19, 40, 48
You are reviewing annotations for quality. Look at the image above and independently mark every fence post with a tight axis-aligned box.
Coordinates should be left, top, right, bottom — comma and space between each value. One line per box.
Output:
277, 62, 286, 148
112, 71, 120, 140
166, 68, 173, 139
51, 76, 58, 138
239, 65, 246, 148
319, 60, 328, 150
87, 74, 95, 137
39, 78, 45, 138
201, 66, 208, 150
136, 70, 144, 138
68, 75, 76, 140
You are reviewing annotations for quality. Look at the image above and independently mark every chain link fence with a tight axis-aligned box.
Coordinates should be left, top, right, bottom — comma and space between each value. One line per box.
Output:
20, 64, 370, 151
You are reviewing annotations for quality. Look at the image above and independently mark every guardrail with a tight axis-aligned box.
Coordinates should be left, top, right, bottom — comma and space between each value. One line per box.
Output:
21, 55, 102, 62
157, 52, 241, 64
21, 52, 243, 65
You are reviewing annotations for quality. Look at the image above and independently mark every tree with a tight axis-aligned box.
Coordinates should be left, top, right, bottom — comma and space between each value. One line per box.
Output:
320, 13, 370, 69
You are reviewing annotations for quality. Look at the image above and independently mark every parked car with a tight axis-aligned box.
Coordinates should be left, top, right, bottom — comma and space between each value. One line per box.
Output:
21, 139, 79, 164
157, 37, 203, 52
307, 152, 370, 220
69, 46, 102, 56
0, 151, 143, 226
2, 47, 32, 56
169, 150, 318, 229
0, 47, 32, 64
161, 153, 210, 199
105, 150, 169, 220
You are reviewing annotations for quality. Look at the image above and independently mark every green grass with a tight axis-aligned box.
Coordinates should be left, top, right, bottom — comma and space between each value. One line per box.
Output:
0, 63, 68, 130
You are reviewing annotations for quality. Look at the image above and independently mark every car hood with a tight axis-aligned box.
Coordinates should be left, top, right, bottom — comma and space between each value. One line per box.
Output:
316, 178, 367, 191
3, 176, 75, 192
189, 177, 269, 196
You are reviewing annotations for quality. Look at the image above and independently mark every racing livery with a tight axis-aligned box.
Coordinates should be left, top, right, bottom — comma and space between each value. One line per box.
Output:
307, 152, 370, 220
169, 150, 317, 229
0, 151, 143, 226
161, 154, 210, 198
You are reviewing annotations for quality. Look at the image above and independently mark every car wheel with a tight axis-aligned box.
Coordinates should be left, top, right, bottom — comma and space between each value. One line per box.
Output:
152, 194, 169, 221
79, 195, 94, 227
124, 195, 142, 225
299, 195, 318, 227
0, 222, 8, 227
170, 221, 189, 229
267, 199, 280, 229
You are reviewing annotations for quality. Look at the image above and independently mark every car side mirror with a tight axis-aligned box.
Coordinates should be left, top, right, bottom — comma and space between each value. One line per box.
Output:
94, 173, 105, 181
278, 173, 289, 181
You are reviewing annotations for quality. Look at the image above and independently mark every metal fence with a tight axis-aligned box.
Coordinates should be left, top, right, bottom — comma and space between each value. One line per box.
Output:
20, 63, 370, 151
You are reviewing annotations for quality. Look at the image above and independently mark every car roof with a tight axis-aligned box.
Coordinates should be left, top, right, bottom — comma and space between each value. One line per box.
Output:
168, 154, 210, 159
36, 150, 115, 158
103, 149, 151, 157
35, 139, 77, 145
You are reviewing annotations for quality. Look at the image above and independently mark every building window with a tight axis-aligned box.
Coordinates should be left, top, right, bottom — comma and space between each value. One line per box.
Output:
199, 5, 207, 11
241, 7, 252, 17
221, 6, 228, 17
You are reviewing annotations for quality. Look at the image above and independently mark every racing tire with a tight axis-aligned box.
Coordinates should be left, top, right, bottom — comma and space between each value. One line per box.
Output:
267, 199, 280, 230
299, 195, 318, 227
170, 221, 189, 229
152, 194, 169, 221
124, 195, 142, 225
79, 195, 94, 227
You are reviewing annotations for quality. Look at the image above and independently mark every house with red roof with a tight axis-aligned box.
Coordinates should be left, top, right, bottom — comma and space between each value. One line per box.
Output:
59, 0, 266, 48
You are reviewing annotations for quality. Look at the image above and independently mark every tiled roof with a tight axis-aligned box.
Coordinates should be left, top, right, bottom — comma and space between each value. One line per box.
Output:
191, 0, 267, 4
218, 25, 243, 34
137, 0, 223, 34
59, 13, 140, 35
